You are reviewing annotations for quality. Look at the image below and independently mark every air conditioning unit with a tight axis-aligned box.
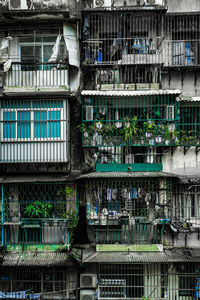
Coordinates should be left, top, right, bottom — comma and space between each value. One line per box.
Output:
80, 290, 96, 300
80, 274, 97, 288
93, 0, 112, 8
96, 70, 120, 85
9, 0, 33, 10
85, 106, 94, 121
166, 105, 175, 120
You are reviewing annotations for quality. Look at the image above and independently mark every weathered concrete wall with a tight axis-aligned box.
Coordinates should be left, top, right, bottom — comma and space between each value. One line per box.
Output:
162, 147, 200, 176
162, 72, 200, 97
167, 0, 200, 13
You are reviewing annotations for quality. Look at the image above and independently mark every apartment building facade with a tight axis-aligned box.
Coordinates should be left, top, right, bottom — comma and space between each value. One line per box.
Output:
1, 0, 200, 299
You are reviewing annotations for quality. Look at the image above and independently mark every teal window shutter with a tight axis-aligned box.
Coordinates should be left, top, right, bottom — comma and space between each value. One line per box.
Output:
17, 111, 31, 138
34, 111, 47, 138
3, 112, 16, 138
48, 111, 61, 138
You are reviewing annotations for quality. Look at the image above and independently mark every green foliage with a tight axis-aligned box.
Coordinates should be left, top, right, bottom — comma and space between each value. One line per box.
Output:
24, 201, 53, 219
123, 116, 138, 151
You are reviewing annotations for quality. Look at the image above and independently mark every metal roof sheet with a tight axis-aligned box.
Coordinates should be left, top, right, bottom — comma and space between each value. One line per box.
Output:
178, 96, 200, 102
2, 174, 70, 183
78, 171, 177, 180
2, 252, 70, 266
82, 249, 200, 263
81, 90, 181, 97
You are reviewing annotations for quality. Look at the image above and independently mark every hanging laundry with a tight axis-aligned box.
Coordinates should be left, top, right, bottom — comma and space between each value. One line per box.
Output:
83, 17, 89, 41
130, 187, 137, 199
0, 36, 12, 52
107, 188, 112, 201
112, 189, 118, 200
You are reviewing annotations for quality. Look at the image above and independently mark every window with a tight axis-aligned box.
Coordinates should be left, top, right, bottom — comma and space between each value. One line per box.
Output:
34, 111, 47, 138
2, 100, 63, 140
17, 111, 31, 138
48, 111, 61, 138
3, 112, 16, 138
19, 36, 66, 70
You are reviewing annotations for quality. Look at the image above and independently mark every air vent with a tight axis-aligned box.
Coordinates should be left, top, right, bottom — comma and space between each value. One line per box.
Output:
80, 274, 97, 288
85, 106, 93, 121
9, 0, 33, 10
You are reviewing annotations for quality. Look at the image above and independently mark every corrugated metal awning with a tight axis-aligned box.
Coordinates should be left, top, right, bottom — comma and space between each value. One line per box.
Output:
78, 171, 177, 180
82, 249, 200, 263
178, 96, 200, 102
1, 174, 72, 183
81, 90, 181, 97
2, 252, 70, 266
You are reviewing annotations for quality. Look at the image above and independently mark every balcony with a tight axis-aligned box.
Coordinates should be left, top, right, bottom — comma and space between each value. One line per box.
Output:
1, 182, 78, 246
84, 177, 172, 244
81, 90, 180, 148
92, 223, 163, 244
3, 61, 69, 94
0, 99, 70, 163
83, 37, 164, 66
82, 12, 164, 66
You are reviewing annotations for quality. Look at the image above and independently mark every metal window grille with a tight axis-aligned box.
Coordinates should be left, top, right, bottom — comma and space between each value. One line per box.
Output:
164, 15, 200, 67
1, 182, 77, 245
173, 184, 200, 227
82, 12, 164, 65
0, 266, 77, 299
97, 262, 200, 299
83, 178, 172, 244
82, 94, 178, 147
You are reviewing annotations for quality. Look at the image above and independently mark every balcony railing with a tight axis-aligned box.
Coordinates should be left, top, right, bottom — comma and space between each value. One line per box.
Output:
1, 182, 78, 246
95, 148, 162, 171
92, 223, 163, 244
4, 61, 69, 91
83, 37, 163, 66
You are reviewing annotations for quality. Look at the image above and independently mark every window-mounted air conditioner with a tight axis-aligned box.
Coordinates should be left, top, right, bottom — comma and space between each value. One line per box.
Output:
9, 0, 33, 10
85, 106, 94, 121
166, 105, 175, 120
93, 0, 112, 8
80, 274, 97, 288
80, 290, 96, 300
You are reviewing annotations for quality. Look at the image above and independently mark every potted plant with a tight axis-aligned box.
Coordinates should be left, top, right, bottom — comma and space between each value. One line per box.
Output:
163, 125, 171, 145
123, 116, 138, 151
154, 125, 163, 144
144, 116, 156, 144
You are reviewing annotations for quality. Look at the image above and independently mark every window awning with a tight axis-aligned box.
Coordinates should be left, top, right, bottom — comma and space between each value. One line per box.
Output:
81, 90, 181, 97
2, 252, 70, 266
82, 248, 200, 263
178, 95, 200, 102
78, 171, 177, 180
0, 174, 73, 184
